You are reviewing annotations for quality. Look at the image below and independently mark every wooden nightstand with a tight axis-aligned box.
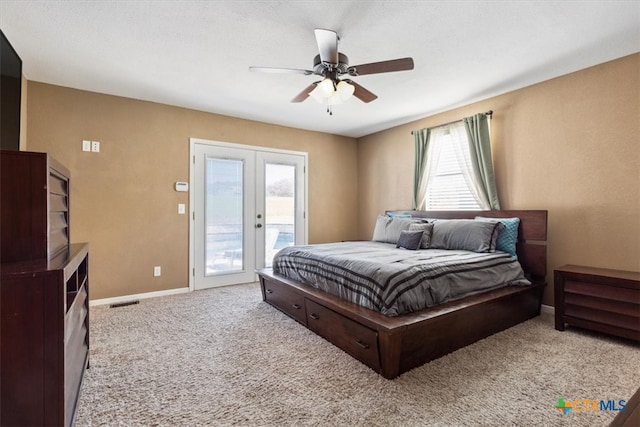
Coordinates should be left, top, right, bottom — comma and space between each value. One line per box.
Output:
554, 265, 639, 341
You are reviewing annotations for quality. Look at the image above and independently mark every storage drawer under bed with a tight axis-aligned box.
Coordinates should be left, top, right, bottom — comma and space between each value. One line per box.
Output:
305, 299, 381, 371
262, 277, 307, 325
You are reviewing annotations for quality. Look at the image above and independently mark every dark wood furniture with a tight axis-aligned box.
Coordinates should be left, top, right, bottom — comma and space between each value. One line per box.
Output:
554, 265, 640, 341
611, 387, 640, 427
258, 209, 547, 379
1, 150, 89, 426
1, 244, 90, 427
1, 150, 71, 263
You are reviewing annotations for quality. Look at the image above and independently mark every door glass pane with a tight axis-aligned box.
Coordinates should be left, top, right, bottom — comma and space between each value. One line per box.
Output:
264, 163, 295, 267
205, 157, 243, 275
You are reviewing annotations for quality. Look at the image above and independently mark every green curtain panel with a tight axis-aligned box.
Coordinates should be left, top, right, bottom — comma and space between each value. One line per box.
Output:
463, 113, 501, 210
412, 128, 431, 209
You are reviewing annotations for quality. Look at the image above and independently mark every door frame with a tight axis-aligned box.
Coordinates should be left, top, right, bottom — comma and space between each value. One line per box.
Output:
188, 138, 308, 291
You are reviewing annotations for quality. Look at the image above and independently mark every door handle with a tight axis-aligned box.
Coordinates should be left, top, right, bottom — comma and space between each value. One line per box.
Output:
256, 223, 263, 228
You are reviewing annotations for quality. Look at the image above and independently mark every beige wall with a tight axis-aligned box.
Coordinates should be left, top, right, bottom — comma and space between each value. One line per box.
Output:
26, 53, 639, 305
26, 83, 358, 300
357, 53, 640, 306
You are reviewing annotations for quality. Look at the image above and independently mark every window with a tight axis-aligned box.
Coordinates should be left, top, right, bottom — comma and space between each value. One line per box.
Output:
414, 113, 499, 211
423, 122, 482, 210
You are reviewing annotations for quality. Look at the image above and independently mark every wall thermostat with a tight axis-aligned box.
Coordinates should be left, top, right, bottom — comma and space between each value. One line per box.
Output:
175, 182, 189, 192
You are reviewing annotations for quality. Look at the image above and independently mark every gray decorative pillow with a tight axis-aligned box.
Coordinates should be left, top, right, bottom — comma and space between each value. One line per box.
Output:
396, 230, 424, 250
372, 215, 418, 244
429, 219, 504, 252
408, 222, 434, 249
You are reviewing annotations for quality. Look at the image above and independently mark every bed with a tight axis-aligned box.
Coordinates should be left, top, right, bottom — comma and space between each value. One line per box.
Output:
258, 210, 547, 379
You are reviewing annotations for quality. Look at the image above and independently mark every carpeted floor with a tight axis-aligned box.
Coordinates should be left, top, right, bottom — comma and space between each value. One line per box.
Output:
76, 282, 639, 426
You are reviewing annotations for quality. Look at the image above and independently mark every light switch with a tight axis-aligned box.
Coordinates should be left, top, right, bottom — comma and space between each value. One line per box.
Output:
178, 203, 186, 214
91, 141, 100, 152
82, 140, 91, 152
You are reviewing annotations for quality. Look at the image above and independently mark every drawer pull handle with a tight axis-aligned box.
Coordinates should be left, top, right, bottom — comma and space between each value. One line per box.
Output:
309, 313, 320, 320
292, 303, 301, 309
266, 289, 273, 294
356, 340, 369, 349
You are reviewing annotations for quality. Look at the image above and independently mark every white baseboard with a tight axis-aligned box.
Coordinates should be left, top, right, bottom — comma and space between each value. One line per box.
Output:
90, 287, 190, 307
540, 304, 555, 315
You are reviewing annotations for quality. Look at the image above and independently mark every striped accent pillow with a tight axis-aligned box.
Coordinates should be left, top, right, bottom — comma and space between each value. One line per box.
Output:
475, 216, 520, 258
408, 222, 434, 249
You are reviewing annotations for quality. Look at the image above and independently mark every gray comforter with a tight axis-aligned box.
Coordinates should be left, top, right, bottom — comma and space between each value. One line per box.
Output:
272, 241, 531, 316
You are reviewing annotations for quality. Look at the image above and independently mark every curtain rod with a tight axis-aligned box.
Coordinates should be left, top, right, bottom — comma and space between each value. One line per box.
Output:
411, 110, 493, 135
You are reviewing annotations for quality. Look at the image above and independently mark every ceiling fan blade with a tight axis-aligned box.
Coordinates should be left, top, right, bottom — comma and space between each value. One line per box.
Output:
314, 29, 339, 65
346, 57, 414, 76
250, 66, 313, 75
344, 79, 377, 103
291, 82, 318, 103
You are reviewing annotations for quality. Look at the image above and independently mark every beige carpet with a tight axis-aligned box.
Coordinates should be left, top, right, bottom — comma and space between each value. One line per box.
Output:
76, 282, 639, 426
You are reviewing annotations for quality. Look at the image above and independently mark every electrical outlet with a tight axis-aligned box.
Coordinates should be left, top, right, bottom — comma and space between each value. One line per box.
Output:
82, 140, 91, 151
91, 141, 100, 152
153, 266, 161, 277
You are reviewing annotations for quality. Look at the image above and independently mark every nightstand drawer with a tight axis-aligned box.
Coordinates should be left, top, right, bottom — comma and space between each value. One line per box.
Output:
565, 304, 639, 330
565, 280, 639, 304
564, 292, 639, 317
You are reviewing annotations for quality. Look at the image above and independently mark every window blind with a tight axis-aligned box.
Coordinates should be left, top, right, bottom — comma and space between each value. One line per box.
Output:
424, 129, 481, 210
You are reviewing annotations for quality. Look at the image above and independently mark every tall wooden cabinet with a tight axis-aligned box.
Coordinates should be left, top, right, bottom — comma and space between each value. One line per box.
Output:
1, 150, 71, 263
1, 150, 89, 427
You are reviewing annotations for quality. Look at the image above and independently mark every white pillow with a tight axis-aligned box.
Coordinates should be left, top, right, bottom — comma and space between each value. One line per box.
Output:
372, 215, 420, 244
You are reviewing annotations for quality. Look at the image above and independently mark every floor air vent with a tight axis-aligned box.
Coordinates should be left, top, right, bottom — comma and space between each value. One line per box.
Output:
109, 300, 140, 308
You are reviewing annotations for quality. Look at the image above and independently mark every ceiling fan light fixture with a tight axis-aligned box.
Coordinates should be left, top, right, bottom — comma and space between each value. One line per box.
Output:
336, 80, 355, 98
308, 84, 326, 103
317, 78, 335, 97
308, 78, 354, 105
328, 91, 345, 106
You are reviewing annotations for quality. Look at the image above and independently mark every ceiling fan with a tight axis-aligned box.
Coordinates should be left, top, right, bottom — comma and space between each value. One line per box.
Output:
249, 29, 414, 114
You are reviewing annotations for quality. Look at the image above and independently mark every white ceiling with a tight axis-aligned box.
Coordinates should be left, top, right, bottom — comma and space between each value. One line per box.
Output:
1, 1, 639, 138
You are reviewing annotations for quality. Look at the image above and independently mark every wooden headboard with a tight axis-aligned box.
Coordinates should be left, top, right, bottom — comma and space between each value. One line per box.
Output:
386, 210, 548, 283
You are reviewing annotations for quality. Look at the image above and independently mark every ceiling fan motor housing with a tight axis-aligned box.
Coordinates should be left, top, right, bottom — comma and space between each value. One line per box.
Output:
313, 53, 349, 75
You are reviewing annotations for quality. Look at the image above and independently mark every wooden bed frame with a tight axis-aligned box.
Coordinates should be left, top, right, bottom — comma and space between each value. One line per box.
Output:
258, 210, 548, 379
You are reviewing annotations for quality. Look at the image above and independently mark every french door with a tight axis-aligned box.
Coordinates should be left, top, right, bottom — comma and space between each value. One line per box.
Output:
190, 139, 306, 290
